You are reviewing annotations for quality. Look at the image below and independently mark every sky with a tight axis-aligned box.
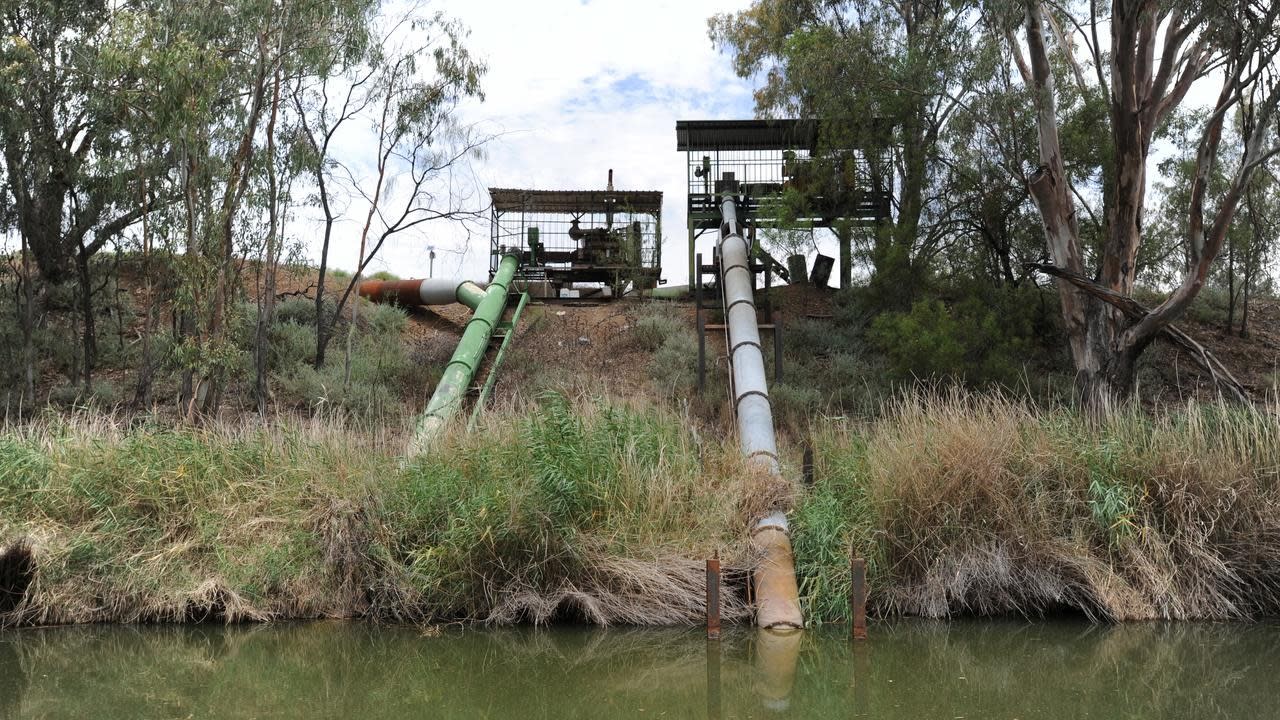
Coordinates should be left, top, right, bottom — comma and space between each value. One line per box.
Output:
335, 0, 760, 286
1, 3, 1231, 290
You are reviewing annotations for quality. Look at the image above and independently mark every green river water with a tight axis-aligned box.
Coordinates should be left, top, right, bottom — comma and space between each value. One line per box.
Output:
0, 620, 1276, 719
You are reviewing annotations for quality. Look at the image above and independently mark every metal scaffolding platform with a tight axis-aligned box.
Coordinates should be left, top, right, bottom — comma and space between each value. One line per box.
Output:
489, 174, 662, 298
676, 118, 894, 285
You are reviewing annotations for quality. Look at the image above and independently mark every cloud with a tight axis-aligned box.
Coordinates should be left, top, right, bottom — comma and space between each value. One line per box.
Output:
314, 0, 760, 285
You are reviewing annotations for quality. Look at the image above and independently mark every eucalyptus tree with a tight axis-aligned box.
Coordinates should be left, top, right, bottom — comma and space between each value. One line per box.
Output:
118, 0, 378, 415
293, 8, 487, 372
291, 33, 379, 370
1150, 107, 1280, 338
1006, 1, 1280, 407
246, 0, 379, 414
710, 0, 996, 300
0, 0, 161, 392
1236, 167, 1278, 337
0, 1, 155, 283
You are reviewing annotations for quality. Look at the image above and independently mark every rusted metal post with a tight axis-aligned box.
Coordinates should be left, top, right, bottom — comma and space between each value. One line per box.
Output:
850, 553, 867, 640
706, 555, 721, 639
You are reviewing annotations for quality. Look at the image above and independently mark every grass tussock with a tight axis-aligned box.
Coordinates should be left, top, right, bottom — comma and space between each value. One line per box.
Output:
795, 391, 1280, 622
0, 397, 759, 627
2, 391, 1280, 627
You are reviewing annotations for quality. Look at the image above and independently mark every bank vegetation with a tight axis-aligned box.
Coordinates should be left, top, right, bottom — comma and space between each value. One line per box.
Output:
3, 391, 1279, 627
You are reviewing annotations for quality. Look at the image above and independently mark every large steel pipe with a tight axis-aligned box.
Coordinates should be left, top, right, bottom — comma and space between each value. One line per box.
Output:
718, 196, 804, 630
719, 198, 780, 473
359, 277, 486, 310
407, 254, 519, 456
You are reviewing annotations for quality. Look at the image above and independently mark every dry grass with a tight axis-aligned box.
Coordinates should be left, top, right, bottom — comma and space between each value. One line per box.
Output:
3, 391, 1280, 627
797, 390, 1280, 621
0, 398, 765, 627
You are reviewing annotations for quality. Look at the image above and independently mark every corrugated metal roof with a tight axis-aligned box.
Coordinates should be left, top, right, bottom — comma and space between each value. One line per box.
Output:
675, 119, 821, 151
488, 188, 663, 214
675, 118, 892, 151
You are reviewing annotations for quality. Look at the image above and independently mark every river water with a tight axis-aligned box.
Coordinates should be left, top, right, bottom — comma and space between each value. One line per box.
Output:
0, 619, 1275, 718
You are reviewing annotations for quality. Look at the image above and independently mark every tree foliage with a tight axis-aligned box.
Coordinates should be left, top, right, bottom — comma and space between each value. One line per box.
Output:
0, 0, 486, 417
713, 0, 1280, 410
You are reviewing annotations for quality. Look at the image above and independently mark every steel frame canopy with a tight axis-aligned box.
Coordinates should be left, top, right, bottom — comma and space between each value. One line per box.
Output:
489, 185, 663, 297
676, 118, 893, 285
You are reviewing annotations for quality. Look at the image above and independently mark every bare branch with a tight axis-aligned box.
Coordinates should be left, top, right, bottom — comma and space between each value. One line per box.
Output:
1028, 263, 1250, 402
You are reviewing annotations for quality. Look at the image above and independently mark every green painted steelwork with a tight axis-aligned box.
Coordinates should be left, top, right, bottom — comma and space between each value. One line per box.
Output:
455, 280, 486, 310
408, 254, 519, 456
468, 290, 531, 431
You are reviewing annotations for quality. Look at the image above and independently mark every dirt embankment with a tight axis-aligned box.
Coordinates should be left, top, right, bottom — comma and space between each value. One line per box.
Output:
54, 256, 1280, 414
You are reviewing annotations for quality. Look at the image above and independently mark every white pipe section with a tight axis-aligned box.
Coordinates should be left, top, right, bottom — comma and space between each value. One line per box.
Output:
720, 195, 804, 630
755, 510, 789, 534
719, 197, 780, 474
414, 278, 470, 305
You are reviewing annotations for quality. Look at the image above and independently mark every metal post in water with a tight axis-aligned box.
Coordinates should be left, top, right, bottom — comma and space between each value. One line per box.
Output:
706, 555, 721, 640
706, 631, 722, 720
851, 553, 867, 641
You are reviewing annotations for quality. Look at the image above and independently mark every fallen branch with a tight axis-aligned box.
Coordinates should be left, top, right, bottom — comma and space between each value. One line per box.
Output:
275, 283, 317, 301
1027, 263, 1250, 403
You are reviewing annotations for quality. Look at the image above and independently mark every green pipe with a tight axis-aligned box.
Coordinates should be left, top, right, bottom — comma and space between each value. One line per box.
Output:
468, 290, 530, 431
408, 254, 519, 456
455, 280, 486, 310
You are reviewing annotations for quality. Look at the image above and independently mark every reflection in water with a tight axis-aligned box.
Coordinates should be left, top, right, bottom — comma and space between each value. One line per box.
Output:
0, 637, 25, 720
754, 628, 801, 712
0, 619, 1277, 718
706, 639, 721, 720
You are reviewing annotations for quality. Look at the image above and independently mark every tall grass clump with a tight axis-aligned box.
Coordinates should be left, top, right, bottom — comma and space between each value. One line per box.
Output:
804, 391, 1280, 622
0, 412, 406, 625
383, 392, 756, 625
790, 424, 879, 622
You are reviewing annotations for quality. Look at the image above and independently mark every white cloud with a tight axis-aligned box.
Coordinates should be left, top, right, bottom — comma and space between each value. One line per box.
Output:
317, 0, 759, 286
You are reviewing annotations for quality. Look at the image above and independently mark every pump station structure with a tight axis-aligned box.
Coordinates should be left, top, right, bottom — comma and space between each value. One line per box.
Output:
488, 173, 662, 298
676, 118, 892, 288
357, 118, 899, 638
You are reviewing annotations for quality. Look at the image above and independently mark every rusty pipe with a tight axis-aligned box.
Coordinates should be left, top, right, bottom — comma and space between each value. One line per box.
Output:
358, 277, 487, 310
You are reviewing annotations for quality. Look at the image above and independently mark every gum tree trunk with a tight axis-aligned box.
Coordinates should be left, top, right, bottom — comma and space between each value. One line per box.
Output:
1017, 1, 1280, 411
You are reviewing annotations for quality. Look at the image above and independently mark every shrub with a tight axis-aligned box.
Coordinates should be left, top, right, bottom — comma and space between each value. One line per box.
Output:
269, 303, 437, 419
648, 327, 698, 398
274, 296, 332, 327
632, 302, 687, 351
47, 380, 120, 409
769, 381, 823, 430
270, 321, 316, 369
867, 291, 1040, 388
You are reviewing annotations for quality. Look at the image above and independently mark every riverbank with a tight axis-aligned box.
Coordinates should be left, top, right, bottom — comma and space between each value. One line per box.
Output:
2, 392, 1279, 626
